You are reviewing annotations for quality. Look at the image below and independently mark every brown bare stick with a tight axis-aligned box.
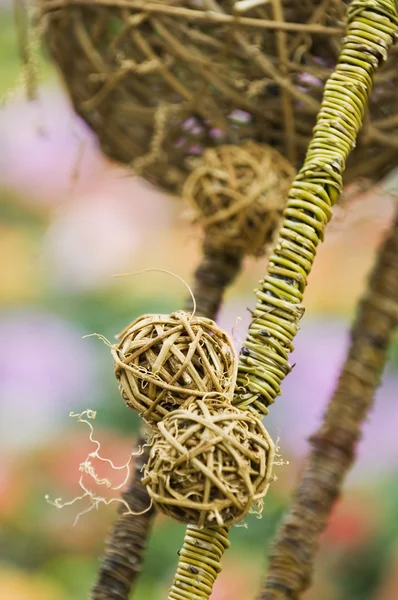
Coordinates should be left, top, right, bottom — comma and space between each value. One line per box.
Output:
186, 244, 243, 318
90, 438, 155, 600
90, 246, 243, 599
259, 212, 398, 600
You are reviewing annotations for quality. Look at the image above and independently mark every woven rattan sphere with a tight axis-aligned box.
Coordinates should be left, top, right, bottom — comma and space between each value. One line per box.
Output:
185, 142, 295, 256
143, 399, 275, 527
41, 1, 398, 192
112, 311, 237, 424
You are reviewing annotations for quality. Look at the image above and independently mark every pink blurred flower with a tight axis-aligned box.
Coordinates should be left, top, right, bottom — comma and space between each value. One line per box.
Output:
41, 173, 172, 290
1, 86, 103, 204
210, 559, 258, 600
322, 495, 380, 549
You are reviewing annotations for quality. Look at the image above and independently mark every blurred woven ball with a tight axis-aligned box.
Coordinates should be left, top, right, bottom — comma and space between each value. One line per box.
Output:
143, 399, 275, 527
184, 142, 295, 256
41, 1, 398, 192
112, 311, 237, 424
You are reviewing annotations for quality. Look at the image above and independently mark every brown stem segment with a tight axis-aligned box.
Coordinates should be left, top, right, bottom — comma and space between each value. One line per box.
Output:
186, 243, 243, 318
90, 439, 155, 600
259, 214, 398, 600
90, 246, 243, 599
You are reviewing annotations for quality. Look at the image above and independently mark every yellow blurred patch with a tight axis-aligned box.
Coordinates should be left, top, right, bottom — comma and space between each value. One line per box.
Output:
0, 568, 67, 600
0, 225, 41, 304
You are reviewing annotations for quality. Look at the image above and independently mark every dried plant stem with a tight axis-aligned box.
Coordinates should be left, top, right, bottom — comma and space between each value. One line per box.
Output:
90, 247, 243, 599
186, 244, 243, 318
260, 211, 398, 600
169, 2, 398, 598
42, 0, 344, 36
90, 436, 155, 600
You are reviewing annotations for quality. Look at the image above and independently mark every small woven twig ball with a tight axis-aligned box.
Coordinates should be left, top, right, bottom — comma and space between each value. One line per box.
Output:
184, 142, 295, 256
41, 1, 398, 193
112, 311, 237, 424
142, 399, 275, 528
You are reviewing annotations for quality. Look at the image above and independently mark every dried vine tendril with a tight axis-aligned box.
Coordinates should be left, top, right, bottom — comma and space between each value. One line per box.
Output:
169, 2, 398, 599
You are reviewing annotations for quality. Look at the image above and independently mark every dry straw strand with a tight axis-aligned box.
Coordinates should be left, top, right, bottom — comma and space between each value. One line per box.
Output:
169, 2, 398, 598
260, 209, 398, 600
41, 0, 398, 194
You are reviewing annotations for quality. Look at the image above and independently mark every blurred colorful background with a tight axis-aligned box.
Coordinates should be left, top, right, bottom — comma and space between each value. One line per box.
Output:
2, 7, 398, 600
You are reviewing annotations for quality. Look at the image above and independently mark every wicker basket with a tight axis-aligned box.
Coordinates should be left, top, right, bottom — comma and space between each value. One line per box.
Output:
41, 0, 398, 192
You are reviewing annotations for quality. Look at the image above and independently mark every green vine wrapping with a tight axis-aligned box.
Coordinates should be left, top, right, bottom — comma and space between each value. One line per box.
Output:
234, 0, 398, 415
169, 2, 398, 599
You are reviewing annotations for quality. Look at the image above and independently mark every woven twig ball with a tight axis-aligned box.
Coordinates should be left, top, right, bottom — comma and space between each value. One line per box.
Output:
143, 399, 275, 527
41, 1, 398, 192
112, 311, 237, 424
184, 142, 295, 256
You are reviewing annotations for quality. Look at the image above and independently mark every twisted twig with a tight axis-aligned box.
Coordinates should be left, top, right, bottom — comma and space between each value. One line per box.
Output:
169, 2, 398, 598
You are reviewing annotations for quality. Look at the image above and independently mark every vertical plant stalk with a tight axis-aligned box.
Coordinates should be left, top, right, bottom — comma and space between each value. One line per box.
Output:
90, 246, 243, 599
259, 213, 398, 600
169, 2, 398, 599
91, 436, 155, 600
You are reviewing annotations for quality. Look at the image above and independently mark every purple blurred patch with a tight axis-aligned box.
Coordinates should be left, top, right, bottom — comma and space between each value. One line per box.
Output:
0, 310, 100, 448
1, 85, 104, 204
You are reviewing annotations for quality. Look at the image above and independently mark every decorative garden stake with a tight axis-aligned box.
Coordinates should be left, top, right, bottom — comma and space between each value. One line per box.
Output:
167, 2, 398, 598
260, 209, 398, 600
91, 139, 292, 598
41, 0, 398, 194
90, 260, 242, 599
37, 0, 398, 598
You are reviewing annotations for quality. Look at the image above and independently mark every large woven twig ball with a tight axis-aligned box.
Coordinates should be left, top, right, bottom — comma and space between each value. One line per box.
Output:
112, 311, 237, 424
41, 1, 398, 193
142, 399, 275, 528
184, 142, 295, 256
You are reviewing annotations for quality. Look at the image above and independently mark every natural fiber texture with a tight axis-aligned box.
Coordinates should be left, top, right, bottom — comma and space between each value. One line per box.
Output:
91, 434, 155, 600
169, 3, 398, 599
260, 212, 398, 600
233, 0, 398, 415
92, 246, 244, 600
169, 525, 231, 600
41, 0, 398, 193
184, 142, 295, 256
112, 311, 237, 424
143, 398, 275, 527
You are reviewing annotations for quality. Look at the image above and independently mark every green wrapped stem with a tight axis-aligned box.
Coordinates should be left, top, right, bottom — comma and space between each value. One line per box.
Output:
169, 2, 398, 599
169, 526, 230, 600
235, 0, 398, 415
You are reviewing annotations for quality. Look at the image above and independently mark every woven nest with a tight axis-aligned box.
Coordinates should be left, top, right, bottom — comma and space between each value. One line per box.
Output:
185, 141, 294, 256
143, 399, 275, 527
112, 311, 237, 424
41, 0, 398, 193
